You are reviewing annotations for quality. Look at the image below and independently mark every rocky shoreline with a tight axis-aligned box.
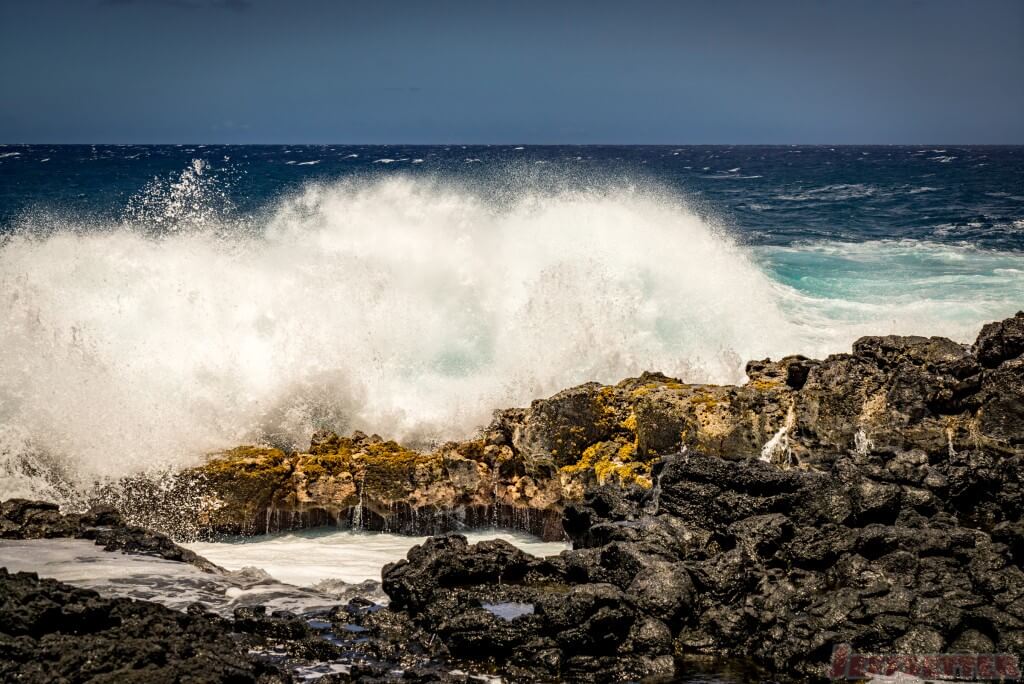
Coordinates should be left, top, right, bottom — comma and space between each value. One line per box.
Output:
1, 312, 1022, 682
164, 312, 1024, 547
0, 499, 503, 683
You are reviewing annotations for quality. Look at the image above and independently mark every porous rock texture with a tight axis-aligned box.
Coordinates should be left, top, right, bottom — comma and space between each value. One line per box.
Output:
377, 313, 1024, 681
182, 313, 1024, 547
0, 568, 288, 684
0, 500, 494, 683
381, 442, 1023, 681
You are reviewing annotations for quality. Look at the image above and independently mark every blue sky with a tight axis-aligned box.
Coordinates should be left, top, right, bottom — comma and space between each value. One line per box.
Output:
1, 0, 1022, 143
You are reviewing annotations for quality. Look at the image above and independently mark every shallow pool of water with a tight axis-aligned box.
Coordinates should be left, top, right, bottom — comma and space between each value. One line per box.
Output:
0, 538, 340, 615
184, 527, 570, 586
0, 528, 566, 616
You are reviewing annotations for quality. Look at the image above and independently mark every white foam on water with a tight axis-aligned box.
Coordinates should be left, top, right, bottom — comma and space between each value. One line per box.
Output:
0, 528, 566, 612
186, 528, 570, 585
0, 538, 341, 616
756, 238, 1024, 349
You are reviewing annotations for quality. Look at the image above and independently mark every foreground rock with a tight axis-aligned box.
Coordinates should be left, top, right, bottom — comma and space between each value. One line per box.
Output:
0, 568, 288, 683
0, 564, 476, 684
174, 312, 1024, 544
375, 313, 1024, 682
0, 499, 503, 683
382, 441, 1023, 681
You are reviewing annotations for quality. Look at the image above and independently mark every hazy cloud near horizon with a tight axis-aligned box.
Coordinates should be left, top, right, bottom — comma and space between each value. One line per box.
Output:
1, 0, 1022, 143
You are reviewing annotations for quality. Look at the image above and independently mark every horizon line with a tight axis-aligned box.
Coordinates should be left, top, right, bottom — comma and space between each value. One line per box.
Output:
4, 141, 1024, 147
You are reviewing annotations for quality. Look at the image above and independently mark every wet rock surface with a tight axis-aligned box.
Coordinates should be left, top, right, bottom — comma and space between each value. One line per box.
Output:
0, 563, 502, 684
381, 435, 1024, 681
376, 313, 1024, 682
383, 534, 680, 682
182, 434, 565, 541
174, 313, 1024, 548
0, 567, 287, 683
0, 505, 512, 683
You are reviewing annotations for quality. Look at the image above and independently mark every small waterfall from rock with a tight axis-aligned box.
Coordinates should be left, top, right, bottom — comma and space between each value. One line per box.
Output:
352, 473, 366, 530
759, 408, 796, 465
491, 475, 500, 527
853, 428, 874, 458
644, 451, 676, 516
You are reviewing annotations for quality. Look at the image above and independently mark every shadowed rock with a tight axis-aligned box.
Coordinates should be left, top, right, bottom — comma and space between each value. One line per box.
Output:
371, 313, 1024, 682
0, 569, 287, 683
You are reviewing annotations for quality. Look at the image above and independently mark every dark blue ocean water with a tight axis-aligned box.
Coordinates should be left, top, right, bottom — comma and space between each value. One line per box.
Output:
2, 144, 1023, 249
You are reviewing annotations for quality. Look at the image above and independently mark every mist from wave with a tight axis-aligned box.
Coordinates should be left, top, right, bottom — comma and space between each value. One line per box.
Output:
0, 161, 1021, 500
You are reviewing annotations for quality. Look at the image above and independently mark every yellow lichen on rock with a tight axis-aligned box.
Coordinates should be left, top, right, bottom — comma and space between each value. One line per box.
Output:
689, 390, 720, 407
748, 377, 783, 392
191, 446, 294, 532
560, 439, 654, 490
198, 446, 292, 486
358, 440, 443, 502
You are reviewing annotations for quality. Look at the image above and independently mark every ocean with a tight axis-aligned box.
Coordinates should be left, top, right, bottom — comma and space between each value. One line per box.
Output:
1, 143, 1022, 496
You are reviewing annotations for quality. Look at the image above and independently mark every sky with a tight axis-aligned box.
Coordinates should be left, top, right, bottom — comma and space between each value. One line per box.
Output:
1, 0, 1022, 144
